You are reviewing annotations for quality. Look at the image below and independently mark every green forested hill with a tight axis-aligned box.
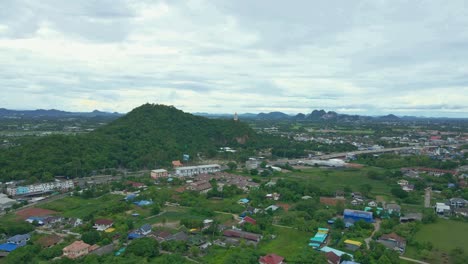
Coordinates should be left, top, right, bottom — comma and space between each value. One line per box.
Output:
0, 104, 255, 181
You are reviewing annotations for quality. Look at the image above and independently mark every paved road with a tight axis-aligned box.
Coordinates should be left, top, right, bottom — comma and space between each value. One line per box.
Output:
399, 256, 430, 264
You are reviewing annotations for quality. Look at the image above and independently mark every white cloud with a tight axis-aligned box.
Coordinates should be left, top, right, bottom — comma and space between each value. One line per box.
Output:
0, 0, 467, 117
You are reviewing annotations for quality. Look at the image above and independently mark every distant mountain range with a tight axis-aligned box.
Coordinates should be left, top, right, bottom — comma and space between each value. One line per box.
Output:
1, 108, 465, 121
195, 110, 405, 122
196, 110, 468, 121
0, 108, 122, 118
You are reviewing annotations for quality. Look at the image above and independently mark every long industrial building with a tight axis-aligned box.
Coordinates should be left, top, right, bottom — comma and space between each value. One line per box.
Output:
175, 164, 221, 177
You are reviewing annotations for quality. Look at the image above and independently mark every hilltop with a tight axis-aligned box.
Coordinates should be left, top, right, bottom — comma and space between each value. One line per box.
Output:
0, 104, 254, 181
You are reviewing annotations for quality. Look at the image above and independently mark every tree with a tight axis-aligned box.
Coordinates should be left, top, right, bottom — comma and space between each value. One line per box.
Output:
359, 184, 372, 196
333, 218, 345, 229
250, 169, 258, 175
227, 162, 237, 171
151, 204, 161, 215
82, 230, 101, 245
125, 237, 159, 257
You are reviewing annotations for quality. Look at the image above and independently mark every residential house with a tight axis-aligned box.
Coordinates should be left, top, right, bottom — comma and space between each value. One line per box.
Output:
265, 205, 279, 212
240, 216, 256, 225
367, 201, 377, 207
350, 199, 363, 206
151, 169, 168, 179
172, 160, 182, 168
435, 202, 451, 215
63, 240, 92, 259
69, 218, 83, 228
335, 190, 345, 199
402, 184, 415, 192
238, 198, 249, 205
138, 224, 152, 236
166, 231, 189, 242
454, 208, 468, 217
400, 213, 422, 223
90, 244, 114, 256
326, 251, 341, 264
377, 233, 406, 254
223, 229, 262, 242
149, 230, 172, 243
385, 203, 401, 215
344, 240, 362, 251
266, 193, 280, 201
7, 234, 30, 247
0, 193, 16, 211
93, 219, 113, 231
259, 253, 285, 264
188, 181, 212, 194
449, 198, 467, 208
397, 180, 409, 186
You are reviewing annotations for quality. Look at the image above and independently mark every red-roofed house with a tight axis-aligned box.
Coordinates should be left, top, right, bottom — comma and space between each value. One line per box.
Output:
126, 181, 146, 188
172, 160, 182, 168
241, 216, 257, 225
325, 251, 340, 264
63, 240, 91, 259
259, 253, 285, 264
93, 219, 113, 231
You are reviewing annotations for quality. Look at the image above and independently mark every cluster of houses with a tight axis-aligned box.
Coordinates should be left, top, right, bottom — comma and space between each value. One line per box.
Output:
177, 172, 260, 194
435, 197, 468, 217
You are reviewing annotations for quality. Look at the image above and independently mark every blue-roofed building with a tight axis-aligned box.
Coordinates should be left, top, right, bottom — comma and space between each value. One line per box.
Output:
127, 233, 142, 240
138, 224, 152, 235
125, 194, 137, 201
7, 234, 31, 247
344, 209, 374, 224
320, 246, 353, 259
238, 198, 249, 204
0, 243, 18, 252
133, 200, 153, 206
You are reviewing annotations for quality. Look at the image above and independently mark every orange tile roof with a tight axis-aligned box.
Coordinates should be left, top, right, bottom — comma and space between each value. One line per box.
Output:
63, 240, 90, 252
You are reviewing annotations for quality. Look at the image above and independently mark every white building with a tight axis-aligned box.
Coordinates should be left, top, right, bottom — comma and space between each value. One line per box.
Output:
175, 164, 221, 177
0, 193, 16, 211
151, 169, 168, 179
6, 180, 74, 196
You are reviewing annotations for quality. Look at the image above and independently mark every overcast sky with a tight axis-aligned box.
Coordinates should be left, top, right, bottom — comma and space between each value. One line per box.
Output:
1, 0, 467, 117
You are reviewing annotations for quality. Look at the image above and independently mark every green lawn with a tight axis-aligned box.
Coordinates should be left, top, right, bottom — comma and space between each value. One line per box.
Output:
285, 167, 392, 195
412, 219, 468, 252
38, 194, 123, 218
258, 226, 311, 259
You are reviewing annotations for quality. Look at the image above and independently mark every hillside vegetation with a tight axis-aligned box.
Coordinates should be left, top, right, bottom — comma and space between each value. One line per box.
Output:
0, 104, 254, 181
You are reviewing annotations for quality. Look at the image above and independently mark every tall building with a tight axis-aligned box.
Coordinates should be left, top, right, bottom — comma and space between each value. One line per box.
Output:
424, 187, 432, 208
234, 112, 238, 121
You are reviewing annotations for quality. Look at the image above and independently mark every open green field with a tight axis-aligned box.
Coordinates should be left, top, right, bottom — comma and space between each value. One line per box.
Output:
286, 167, 392, 195
258, 226, 311, 259
404, 219, 468, 263
38, 194, 123, 218
413, 219, 468, 252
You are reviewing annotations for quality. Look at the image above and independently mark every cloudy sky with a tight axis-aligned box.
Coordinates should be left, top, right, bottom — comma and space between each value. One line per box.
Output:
0, 0, 467, 117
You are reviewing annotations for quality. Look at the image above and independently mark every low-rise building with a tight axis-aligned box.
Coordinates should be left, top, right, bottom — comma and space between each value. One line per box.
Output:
259, 253, 285, 264
63, 240, 91, 259
93, 219, 113, 231
377, 233, 406, 254
223, 229, 262, 242
151, 169, 168, 179
6, 180, 74, 196
0, 193, 16, 211
175, 164, 221, 177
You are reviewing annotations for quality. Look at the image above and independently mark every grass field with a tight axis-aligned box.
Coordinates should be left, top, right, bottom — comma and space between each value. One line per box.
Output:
38, 194, 123, 218
413, 219, 468, 252
258, 226, 311, 259
286, 167, 392, 195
